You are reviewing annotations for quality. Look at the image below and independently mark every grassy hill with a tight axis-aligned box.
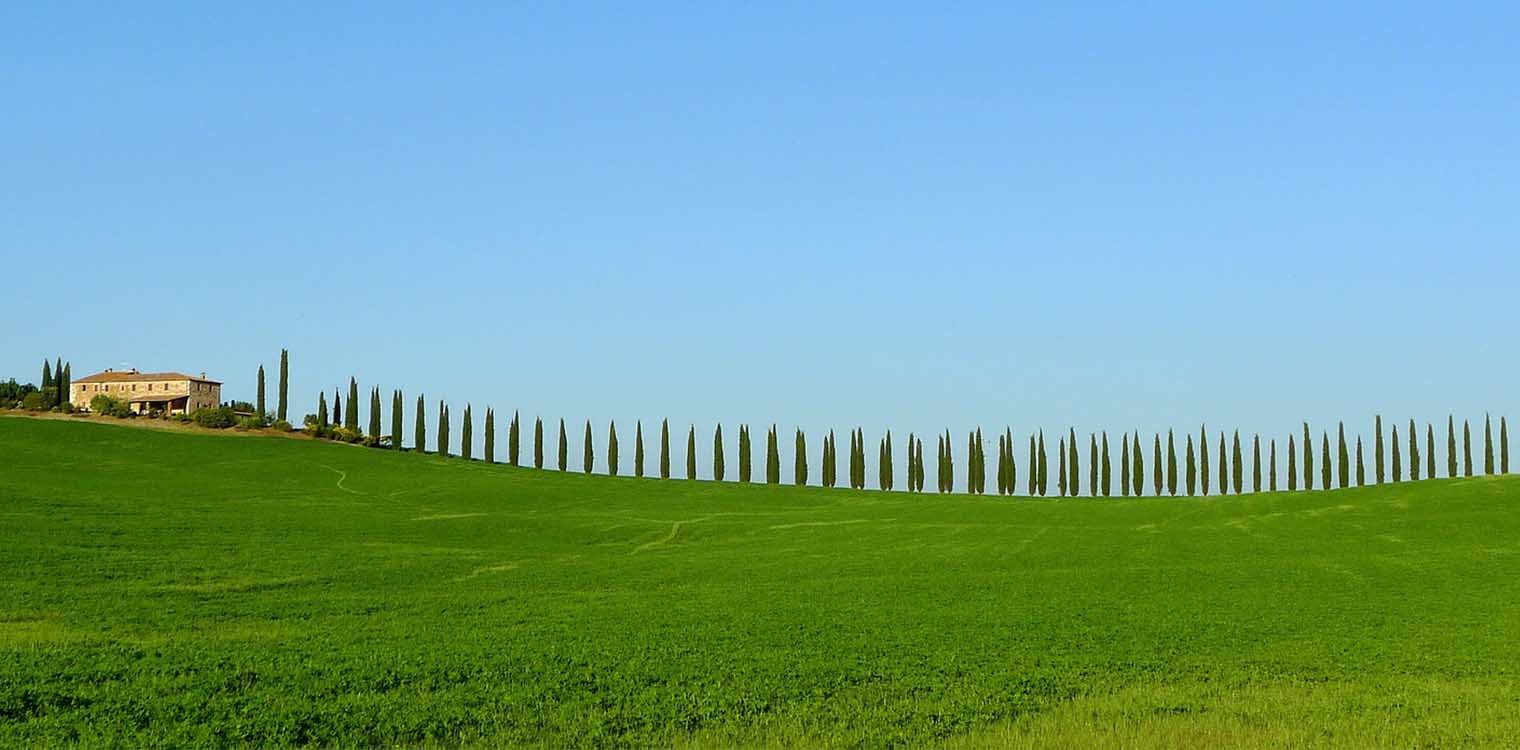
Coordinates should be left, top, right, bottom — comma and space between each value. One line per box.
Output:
3, 416, 1518, 748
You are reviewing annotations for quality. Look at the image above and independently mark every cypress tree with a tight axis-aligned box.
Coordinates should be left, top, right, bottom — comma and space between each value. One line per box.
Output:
256, 366, 266, 417
333, 389, 341, 428
1131, 432, 1143, 497
1185, 434, 1196, 496
1337, 422, 1349, 489
1199, 425, 1211, 496
1089, 434, 1098, 498
1068, 428, 1080, 497
1447, 416, 1458, 478
1252, 434, 1262, 493
687, 425, 698, 480
1374, 415, 1385, 484
1303, 423, 1314, 491
583, 421, 594, 474
713, 424, 725, 482
1219, 433, 1229, 495
659, 419, 670, 478
414, 395, 425, 453
1121, 432, 1131, 497
882, 436, 891, 491
484, 408, 495, 463
935, 435, 944, 493
1038, 431, 1048, 497
1427, 424, 1436, 480
883, 431, 893, 491
823, 430, 836, 488
277, 349, 289, 422
318, 391, 329, 430
1355, 437, 1364, 486
1392, 425, 1402, 482
1152, 434, 1163, 497
917, 437, 927, 492
535, 417, 545, 469
796, 429, 808, 486
1029, 435, 1038, 496
370, 388, 382, 441
461, 405, 473, 460
1232, 431, 1243, 495
996, 434, 1008, 495
1409, 419, 1420, 481
558, 419, 569, 472
41, 360, 52, 408
509, 411, 521, 466
1057, 438, 1068, 497
1269, 439, 1278, 492
608, 421, 619, 476
974, 429, 986, 494
1484, 414, 1495, 475
766, 426, 779, 485
1166, 430, 1177, 496
1100, 432, 1110, 497
1320, 432, 1331, 490
738, 425, 750, 483
60, 362, 70, 407
634, 421, 644, 478
1463, 420, 1473, 477
1502, 417, 1510, 474
1288, 434, 1298, 492
347, 378, 360, 433
55, 357, 63, 407
391, 390, 402, 450
439, 404, 450, 457
943, 430, 954, 493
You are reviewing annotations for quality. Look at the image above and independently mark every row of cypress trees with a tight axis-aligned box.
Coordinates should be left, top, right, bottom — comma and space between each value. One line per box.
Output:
37, 358, 72, 410
309, 377, 1512, 495
252, 350, 291, 422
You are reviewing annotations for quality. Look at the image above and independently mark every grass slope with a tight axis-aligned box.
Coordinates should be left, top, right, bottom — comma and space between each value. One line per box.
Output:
2, 416, 1518, 748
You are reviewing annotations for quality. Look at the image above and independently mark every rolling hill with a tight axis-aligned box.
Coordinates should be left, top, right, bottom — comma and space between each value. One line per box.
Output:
2, 416, 1517, 748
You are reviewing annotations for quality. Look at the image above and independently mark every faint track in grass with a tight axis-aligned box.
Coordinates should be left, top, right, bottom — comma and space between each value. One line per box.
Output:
320, 465, 365, 495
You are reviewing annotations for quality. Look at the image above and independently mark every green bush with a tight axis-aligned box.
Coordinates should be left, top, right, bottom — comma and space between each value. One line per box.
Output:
192, 406, 237, 429
22, 393, 47, 411
90, 394, 134, 418
272, 419, 293, 432
330, 426, 363, 444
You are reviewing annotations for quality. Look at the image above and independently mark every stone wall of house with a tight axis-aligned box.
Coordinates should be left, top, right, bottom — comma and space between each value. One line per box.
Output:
71, 379, 221, 413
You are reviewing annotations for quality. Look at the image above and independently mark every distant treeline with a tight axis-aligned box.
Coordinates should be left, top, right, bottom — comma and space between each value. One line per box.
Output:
295, 365, 1511, 496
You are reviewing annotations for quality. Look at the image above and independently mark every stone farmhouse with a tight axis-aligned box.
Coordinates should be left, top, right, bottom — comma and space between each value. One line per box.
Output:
71, 369, 222, 415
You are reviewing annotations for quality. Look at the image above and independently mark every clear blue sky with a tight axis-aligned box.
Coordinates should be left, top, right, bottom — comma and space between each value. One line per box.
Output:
4, 3, 1516, 477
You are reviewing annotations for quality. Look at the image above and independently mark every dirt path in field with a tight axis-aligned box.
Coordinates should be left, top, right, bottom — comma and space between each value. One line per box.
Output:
320, 465, 365, 495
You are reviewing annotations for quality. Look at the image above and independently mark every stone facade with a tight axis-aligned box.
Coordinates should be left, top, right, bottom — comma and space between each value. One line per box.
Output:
71, 369, 222, 415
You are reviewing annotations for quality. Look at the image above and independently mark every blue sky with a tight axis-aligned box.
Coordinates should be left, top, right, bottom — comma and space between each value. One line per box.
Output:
3, 3, 1516, 477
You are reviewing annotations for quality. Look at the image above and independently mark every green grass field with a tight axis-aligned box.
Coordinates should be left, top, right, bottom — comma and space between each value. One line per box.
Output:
3, 416, 1518, 748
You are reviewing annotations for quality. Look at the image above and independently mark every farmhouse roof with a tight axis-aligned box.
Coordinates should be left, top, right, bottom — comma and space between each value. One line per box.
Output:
75, 369, 222, 385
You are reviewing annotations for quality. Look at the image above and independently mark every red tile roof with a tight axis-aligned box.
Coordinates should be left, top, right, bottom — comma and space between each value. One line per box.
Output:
74, 370, 222, 385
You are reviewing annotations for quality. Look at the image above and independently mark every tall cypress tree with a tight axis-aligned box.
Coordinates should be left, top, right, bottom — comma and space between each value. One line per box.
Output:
1185, 434, 1196, 496
974, 429, 986, 494
60, 362, 70, 408
1068, 428, 1080, 497
1303, 423, 1314, 491
1337, 422, 1349, 489
1320, 432, 1331, 490
318, 391, 328, 430
1038, 431, 1048, 496
1089, 433, 1098, 497
766, 426, 779, 485
1502, 417, 1510, 474
1232, 431, 1243, 494
391, 390, 403, 450
687, 425, 698, 480
1356, 437, 1365, 486
347, 378, 360, 433
1100, 431, 1110, 497
1463, 420, 1473, 477
484, 408, 495, 463
1219, 433, 1229, 495
608, 421, 619, 476
1166, 430, 1177, 496
256, 366, 267, 417
883, 431, 893, 491
1152, 434, 1163, 497
1120, 432, 1131, 497
996, 434, 1008, 495
558, 418, 569, 472
1057, 438, 1068, 497
634, 421, 644, 478
658, 419, 669, 478
437, 402, 448, 457
369, 388, 382, 441
1252, 434, 1262, 493
823, 430, 835, 488
583, 421, 594, 474
1447, 416, 1458, 478
535, 417, 545, 469
943, 430, 954, 493
1374, 415, 1385, 484
1391, 425, 1402, 482
1484, 414, 1495, 475
1427, 424, 1436, 480
1269, 439, 1278, 492
796, 429, 808, 486
509, 411, 521, 466
40, 360, 52, 409
1131, 432, 1143, 497
1409, 419, 1420, 481
713, 424, 725, 482
461, 405, 473, 460
414, 395, 425, 453
332, 389, 341, 428
1029, 435, 1038, 496
277, 349, 289, 422
738, 425, 750, 483
1288, 434, 1297, 492
1199, 424, 1210, 496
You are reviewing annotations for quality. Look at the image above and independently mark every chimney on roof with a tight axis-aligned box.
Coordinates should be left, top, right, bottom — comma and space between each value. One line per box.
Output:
105, 368, 113, 373
131, 368, 139, 374
201, 372, 206, 379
